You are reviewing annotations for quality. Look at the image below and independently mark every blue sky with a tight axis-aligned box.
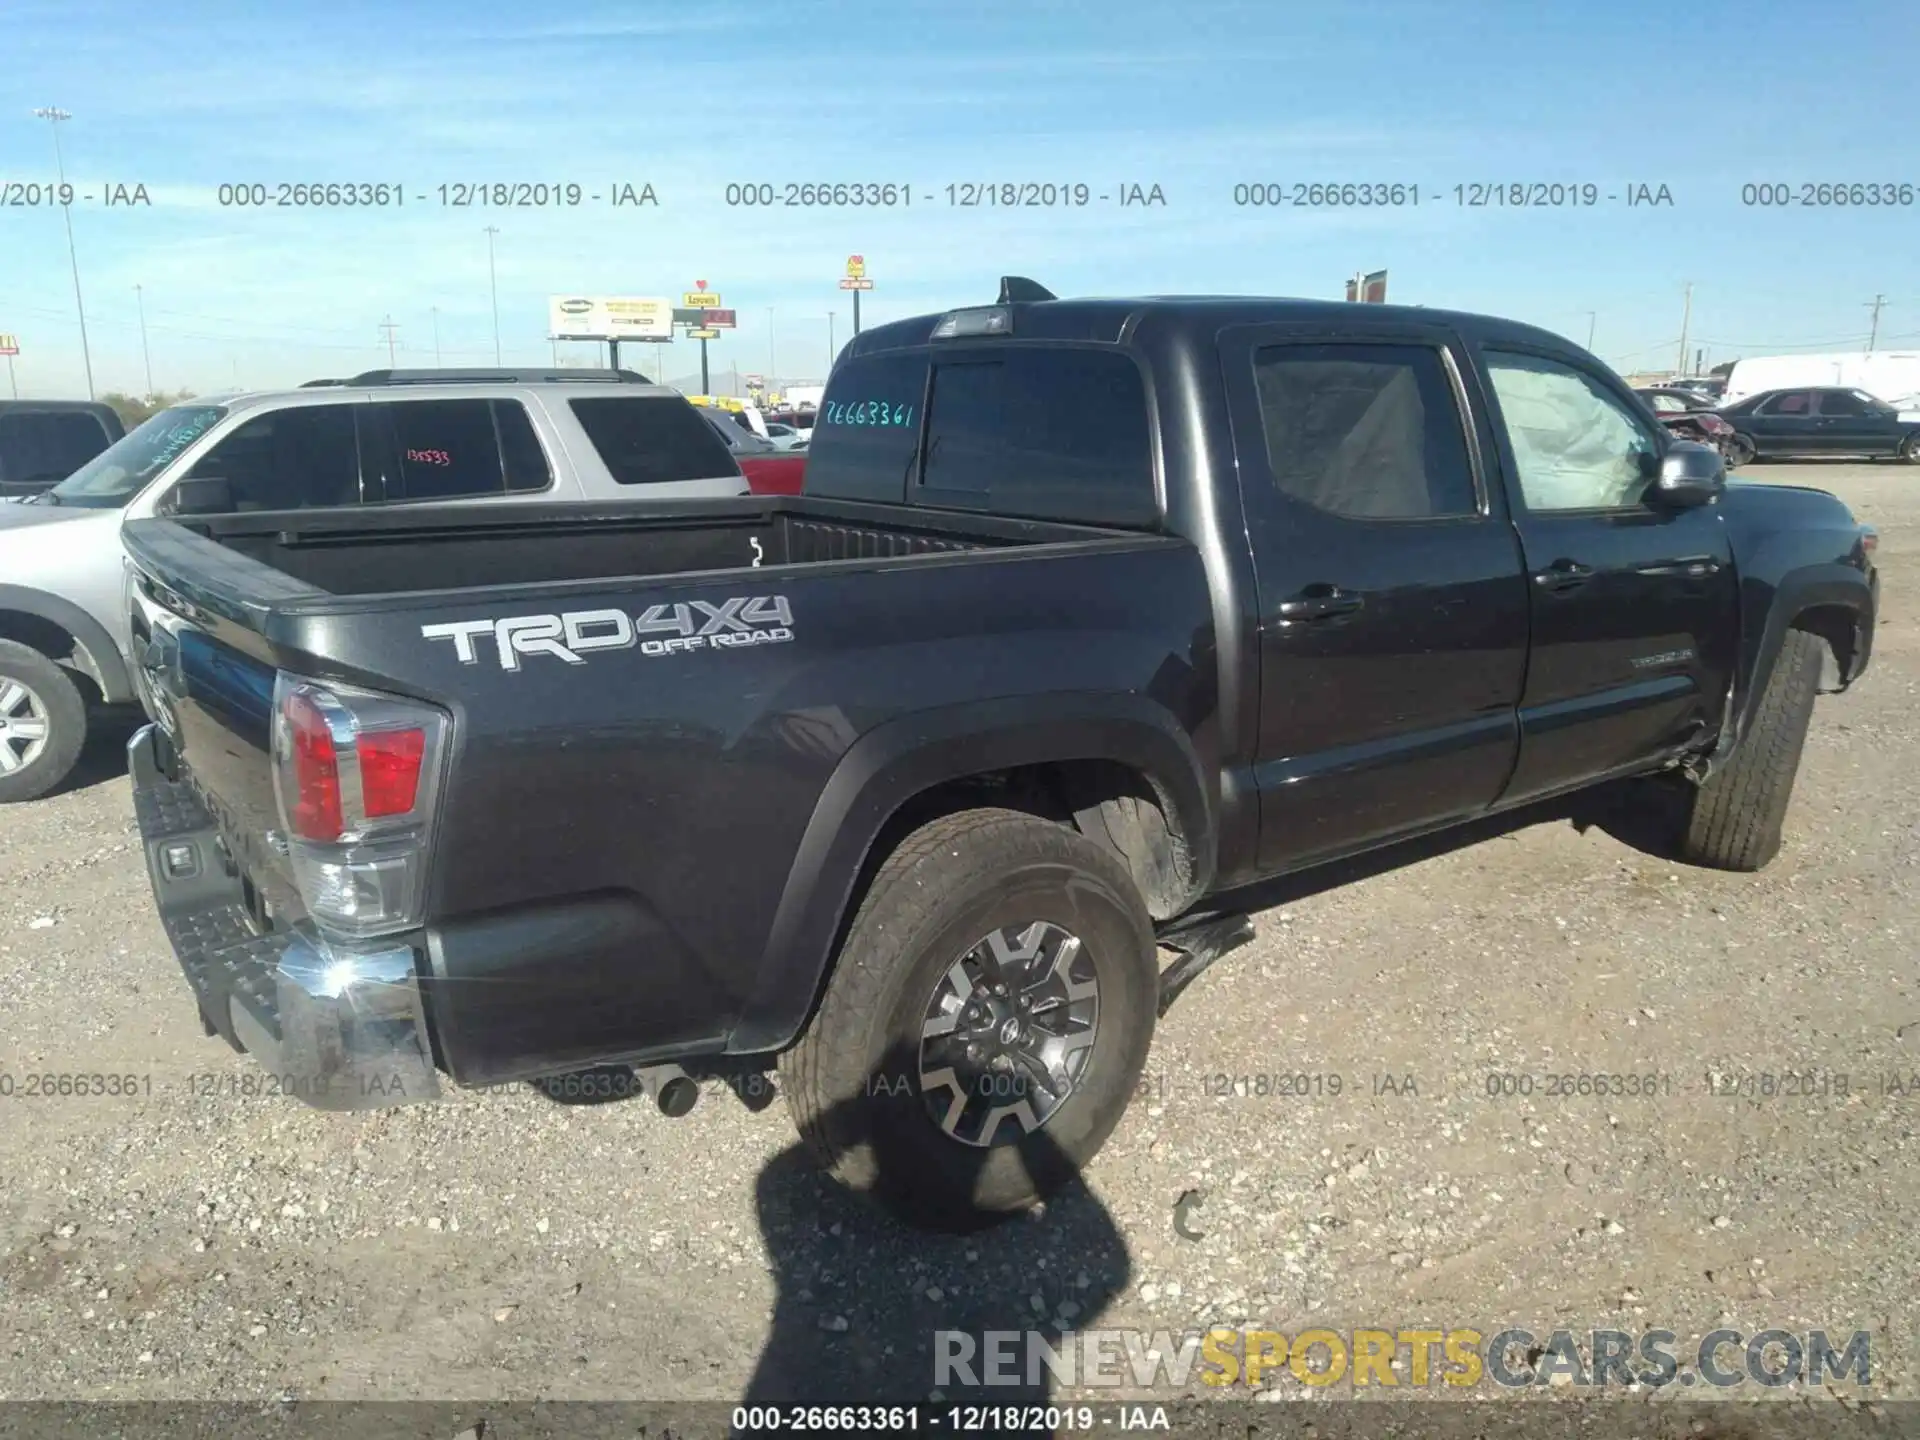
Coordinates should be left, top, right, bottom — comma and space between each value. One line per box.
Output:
2, 0, 1917, 398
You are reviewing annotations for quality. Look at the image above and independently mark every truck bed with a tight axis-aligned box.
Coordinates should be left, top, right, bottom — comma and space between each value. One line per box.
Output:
122, 494, 1209, 1085
137, 495, 1133, 603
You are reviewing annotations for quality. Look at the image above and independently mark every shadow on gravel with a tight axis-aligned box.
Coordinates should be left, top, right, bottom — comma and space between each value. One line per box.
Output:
43, 709, 143, 799
739, 1041, 1130, 1437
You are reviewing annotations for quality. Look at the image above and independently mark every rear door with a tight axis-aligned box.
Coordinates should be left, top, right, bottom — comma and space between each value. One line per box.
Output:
1220, 324, 1530, 870
1478, 345, 1739, 804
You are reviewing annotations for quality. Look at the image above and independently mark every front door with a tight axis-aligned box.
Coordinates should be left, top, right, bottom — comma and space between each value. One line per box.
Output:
1478, 347, 1740, 804
1812, 388, 1900, 456
1223, 328, 1531, 872
1749, 389, 1816, 456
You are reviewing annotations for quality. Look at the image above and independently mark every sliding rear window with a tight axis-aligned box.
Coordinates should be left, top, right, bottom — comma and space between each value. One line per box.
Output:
570, 396, 742, 485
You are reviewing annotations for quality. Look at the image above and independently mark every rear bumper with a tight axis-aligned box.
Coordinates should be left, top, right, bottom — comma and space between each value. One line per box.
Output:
129, 723, 441, 1111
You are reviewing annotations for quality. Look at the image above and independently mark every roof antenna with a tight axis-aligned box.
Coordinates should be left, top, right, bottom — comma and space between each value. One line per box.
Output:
997, 276, 1056, 304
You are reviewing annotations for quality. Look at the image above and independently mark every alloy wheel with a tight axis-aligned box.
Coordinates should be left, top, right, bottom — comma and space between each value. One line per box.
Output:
0, 680, 52, 775
917, 920, 1101, 1147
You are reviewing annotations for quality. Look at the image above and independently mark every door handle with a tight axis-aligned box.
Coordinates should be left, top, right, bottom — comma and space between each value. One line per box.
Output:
1275, 585, 1365, 623
1532, 559, 1595, 592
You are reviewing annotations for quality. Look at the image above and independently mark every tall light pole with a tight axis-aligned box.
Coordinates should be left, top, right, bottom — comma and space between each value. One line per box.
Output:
34, 107, 94, 399
1583, 310, 1597, 351
1865, 294, 1887, 352
1675, 282, 1693, 378
766, 307, 777, 393
431, 306, 443, 365
135, 284, 155, 397
826, 312, 836, 372
483, 226, 502, 363
379, 315, 400, 366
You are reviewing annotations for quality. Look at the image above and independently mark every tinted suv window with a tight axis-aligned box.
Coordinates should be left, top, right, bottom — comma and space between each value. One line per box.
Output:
187, 404, 362, 510
379, 399, 549, 500
806, 351, 931, 503
1253, 344, 1477, 519
0, 410, 112, 486
569, 396, 740, 485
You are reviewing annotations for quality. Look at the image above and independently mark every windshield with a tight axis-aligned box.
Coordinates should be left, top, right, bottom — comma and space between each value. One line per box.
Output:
43, 405, 227, 509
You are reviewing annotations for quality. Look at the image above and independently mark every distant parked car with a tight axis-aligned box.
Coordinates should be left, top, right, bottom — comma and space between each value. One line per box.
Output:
0, 369, 747, 802
700, 409, 807, 493
1635, 388, 1739, 462
763, 422, 810, 452
0, 401, 124, 499
1718, 387, 1920, 464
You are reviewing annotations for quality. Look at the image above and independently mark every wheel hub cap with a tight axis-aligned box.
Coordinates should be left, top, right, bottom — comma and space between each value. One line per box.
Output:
917, 920, 1100, 1147
0, 681, 51, 774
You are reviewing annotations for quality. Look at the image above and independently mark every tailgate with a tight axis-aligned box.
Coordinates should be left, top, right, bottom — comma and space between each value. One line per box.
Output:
128, 564, 300, 932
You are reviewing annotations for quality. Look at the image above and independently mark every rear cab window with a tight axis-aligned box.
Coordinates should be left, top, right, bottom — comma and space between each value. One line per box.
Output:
808, 344, 1158, 525
569, 396, 742, 485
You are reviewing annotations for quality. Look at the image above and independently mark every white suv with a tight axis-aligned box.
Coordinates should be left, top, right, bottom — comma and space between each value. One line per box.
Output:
0, 368, 748, 802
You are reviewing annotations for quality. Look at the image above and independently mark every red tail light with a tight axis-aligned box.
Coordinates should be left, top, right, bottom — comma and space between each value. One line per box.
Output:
284, 689, 345, 842
357, 728, 427, 818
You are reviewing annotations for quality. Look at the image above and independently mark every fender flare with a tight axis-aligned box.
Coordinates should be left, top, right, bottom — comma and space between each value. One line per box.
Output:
0, 583, 133, 704
1713, 562, 1873, 767
726, 691, 1216, 1054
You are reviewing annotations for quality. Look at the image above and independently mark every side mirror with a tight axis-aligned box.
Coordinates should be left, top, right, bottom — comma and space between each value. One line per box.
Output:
167, 475, 235, 516
1654, 440, 1725, 507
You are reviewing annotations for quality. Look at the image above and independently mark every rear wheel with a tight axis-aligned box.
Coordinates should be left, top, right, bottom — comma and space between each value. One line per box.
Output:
780, 807, 1159, 1230
0, 641, 88, 804
1727, 433, 1758, 466
1900, 432, 1920, 463
1676, 629, 1823, 871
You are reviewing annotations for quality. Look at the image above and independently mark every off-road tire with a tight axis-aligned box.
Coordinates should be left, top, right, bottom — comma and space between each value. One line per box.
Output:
0, 640, 87, 804
779, 806, 1158, 1231
1678, 629, 1823, 871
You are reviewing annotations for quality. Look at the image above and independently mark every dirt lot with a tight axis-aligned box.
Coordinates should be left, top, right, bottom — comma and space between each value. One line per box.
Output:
2, 461, 1915, 1424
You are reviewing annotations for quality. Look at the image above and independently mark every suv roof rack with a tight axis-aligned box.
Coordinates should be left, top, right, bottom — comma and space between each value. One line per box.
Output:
339, 367, 655, 386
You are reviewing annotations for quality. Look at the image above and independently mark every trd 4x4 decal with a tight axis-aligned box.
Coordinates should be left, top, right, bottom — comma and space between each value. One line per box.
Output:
422, 596, 793, 670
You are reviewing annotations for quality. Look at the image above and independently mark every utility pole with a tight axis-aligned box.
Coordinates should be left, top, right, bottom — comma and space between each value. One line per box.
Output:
1675, 282, 1693, 378
1865, 294, 1887, 352
379, 315, 399, 366
1583, 311, 1597, 351
34, 107, 94, 399
431, 306, 443, 365
135, 284, 154, 397
766, 308, 777, 393
826, 312, 837, 371
483, 226, 502, 363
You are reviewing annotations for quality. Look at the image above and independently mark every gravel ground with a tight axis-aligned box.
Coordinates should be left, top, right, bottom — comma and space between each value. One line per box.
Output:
2, 461, 1915, 1422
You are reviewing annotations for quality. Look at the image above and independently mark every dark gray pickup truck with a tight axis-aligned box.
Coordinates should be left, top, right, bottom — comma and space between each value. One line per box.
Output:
123, 281, 1877, 1229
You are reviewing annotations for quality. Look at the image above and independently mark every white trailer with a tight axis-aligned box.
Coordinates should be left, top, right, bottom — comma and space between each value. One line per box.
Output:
1724, 351, 1920, 405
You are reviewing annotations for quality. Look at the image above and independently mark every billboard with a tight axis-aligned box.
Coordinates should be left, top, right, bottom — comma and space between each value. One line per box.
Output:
548, 296, 673, 340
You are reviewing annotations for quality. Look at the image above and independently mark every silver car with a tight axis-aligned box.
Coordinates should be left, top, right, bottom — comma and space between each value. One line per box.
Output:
0, 368, 748, 802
